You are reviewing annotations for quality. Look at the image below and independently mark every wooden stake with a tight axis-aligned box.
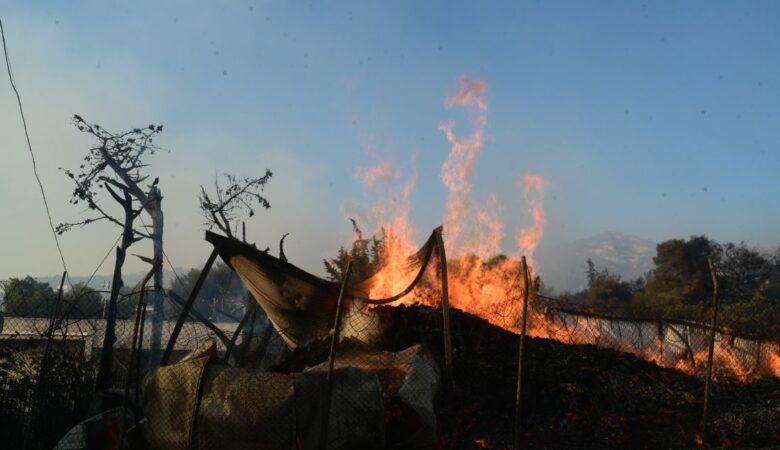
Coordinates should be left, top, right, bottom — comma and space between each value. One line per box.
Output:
514, 257, 531, 450
320, 260, 353, 450
701, 257, 719, 440
435, 230, 454, 392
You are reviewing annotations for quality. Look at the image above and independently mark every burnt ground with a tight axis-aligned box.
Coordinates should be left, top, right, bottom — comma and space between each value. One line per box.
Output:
278, 304, 780, 449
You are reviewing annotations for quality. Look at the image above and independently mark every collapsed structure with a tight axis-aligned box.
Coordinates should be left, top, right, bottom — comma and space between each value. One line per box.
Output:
139, 228, 451, 449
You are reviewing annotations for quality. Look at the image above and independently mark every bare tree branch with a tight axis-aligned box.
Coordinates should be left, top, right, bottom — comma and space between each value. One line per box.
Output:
199, 170, 273, 237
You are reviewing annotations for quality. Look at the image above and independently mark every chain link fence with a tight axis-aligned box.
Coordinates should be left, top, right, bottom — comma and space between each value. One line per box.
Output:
2, 254, 780, 449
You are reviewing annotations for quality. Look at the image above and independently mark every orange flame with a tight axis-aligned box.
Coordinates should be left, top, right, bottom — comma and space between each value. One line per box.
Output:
765, 345, 780, 377
440, 77, 488, 254
473, 437, 490, 448
516, 174, 548, 268
355, 160, 397, 189
348, 77, 780, 382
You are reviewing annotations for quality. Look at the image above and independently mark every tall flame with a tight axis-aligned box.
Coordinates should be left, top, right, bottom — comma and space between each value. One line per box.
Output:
350, 78, 544, 327
440, 77, 488, 254
352, 157, 418, 297
516, 174, 548, 268
345, 76, 780, 381
355, 160, 397, 189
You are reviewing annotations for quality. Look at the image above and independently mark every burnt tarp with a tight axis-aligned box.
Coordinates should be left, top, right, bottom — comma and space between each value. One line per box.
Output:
141, 355, 385, 450
205, 228, 441, 349
306, 343, 440, 448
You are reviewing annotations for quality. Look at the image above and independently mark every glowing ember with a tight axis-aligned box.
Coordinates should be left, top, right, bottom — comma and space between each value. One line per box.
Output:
473, 437, 489, 448
767, 348, 780, 377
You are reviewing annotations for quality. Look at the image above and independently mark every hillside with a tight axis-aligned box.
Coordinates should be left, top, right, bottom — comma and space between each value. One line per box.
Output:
537, 232, 656, 292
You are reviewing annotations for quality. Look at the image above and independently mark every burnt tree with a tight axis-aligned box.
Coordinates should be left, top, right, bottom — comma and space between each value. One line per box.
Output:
198, 171, 272, 351
59, 115, 166, 388
198, 171, 272, 238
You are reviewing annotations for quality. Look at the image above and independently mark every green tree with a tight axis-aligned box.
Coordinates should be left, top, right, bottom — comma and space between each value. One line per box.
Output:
718, 242, 772, 302
644, 235, 721, 307
585, 268, 635, 308
1, 276, 56, 317
323, 220, 385, 283
65, 283, 105, 319
585, 258, 597, 286
557, 261, 643, 314
169, 262, 248, 320
764, 247, 780, 301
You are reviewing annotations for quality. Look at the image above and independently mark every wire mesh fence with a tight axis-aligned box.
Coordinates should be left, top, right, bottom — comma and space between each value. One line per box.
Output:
1, 252, 780, 449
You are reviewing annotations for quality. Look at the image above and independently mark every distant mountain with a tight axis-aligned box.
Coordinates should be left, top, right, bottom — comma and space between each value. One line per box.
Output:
536, 232, 657, 293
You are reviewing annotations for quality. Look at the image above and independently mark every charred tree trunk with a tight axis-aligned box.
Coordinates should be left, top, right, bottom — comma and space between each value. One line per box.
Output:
146, 186, 164, 367
95, 189, 135, 392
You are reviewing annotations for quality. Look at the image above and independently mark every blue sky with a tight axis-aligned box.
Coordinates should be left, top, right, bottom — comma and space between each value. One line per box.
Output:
1, 0, 779, 280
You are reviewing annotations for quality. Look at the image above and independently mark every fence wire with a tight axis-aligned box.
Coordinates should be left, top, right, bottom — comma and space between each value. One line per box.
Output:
1, 262, 780, 449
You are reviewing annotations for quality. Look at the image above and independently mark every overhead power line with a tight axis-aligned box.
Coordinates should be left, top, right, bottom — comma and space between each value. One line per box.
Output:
1, 18, 72, 287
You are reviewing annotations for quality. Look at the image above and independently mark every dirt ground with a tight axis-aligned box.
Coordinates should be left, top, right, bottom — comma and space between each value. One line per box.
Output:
280, 304, 780, 449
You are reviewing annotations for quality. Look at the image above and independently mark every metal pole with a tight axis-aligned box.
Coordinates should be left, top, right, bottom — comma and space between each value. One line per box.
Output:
119, 263, 158, 445
161, 247, 219, 365
320, 261, 353, 450
166, 290, 232, 347
135, 295, 148, 405
513, 257, 531, 450
435, 230, 454, 392
701, 257, 719, 440
224, 297, 255, 362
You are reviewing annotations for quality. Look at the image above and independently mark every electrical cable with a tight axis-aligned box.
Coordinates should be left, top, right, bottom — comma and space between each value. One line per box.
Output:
1, 18, 72, 288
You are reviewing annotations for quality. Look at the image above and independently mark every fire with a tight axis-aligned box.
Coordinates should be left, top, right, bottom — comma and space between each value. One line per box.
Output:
440, 77, 488, 254
348, 76, 780, 382
766, 348, 780, 377
435, 78, 539, 321
350, 76, 540, 331
355, 160, 397, 189
516, 174, 548, 268
352, 155, 418, 297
